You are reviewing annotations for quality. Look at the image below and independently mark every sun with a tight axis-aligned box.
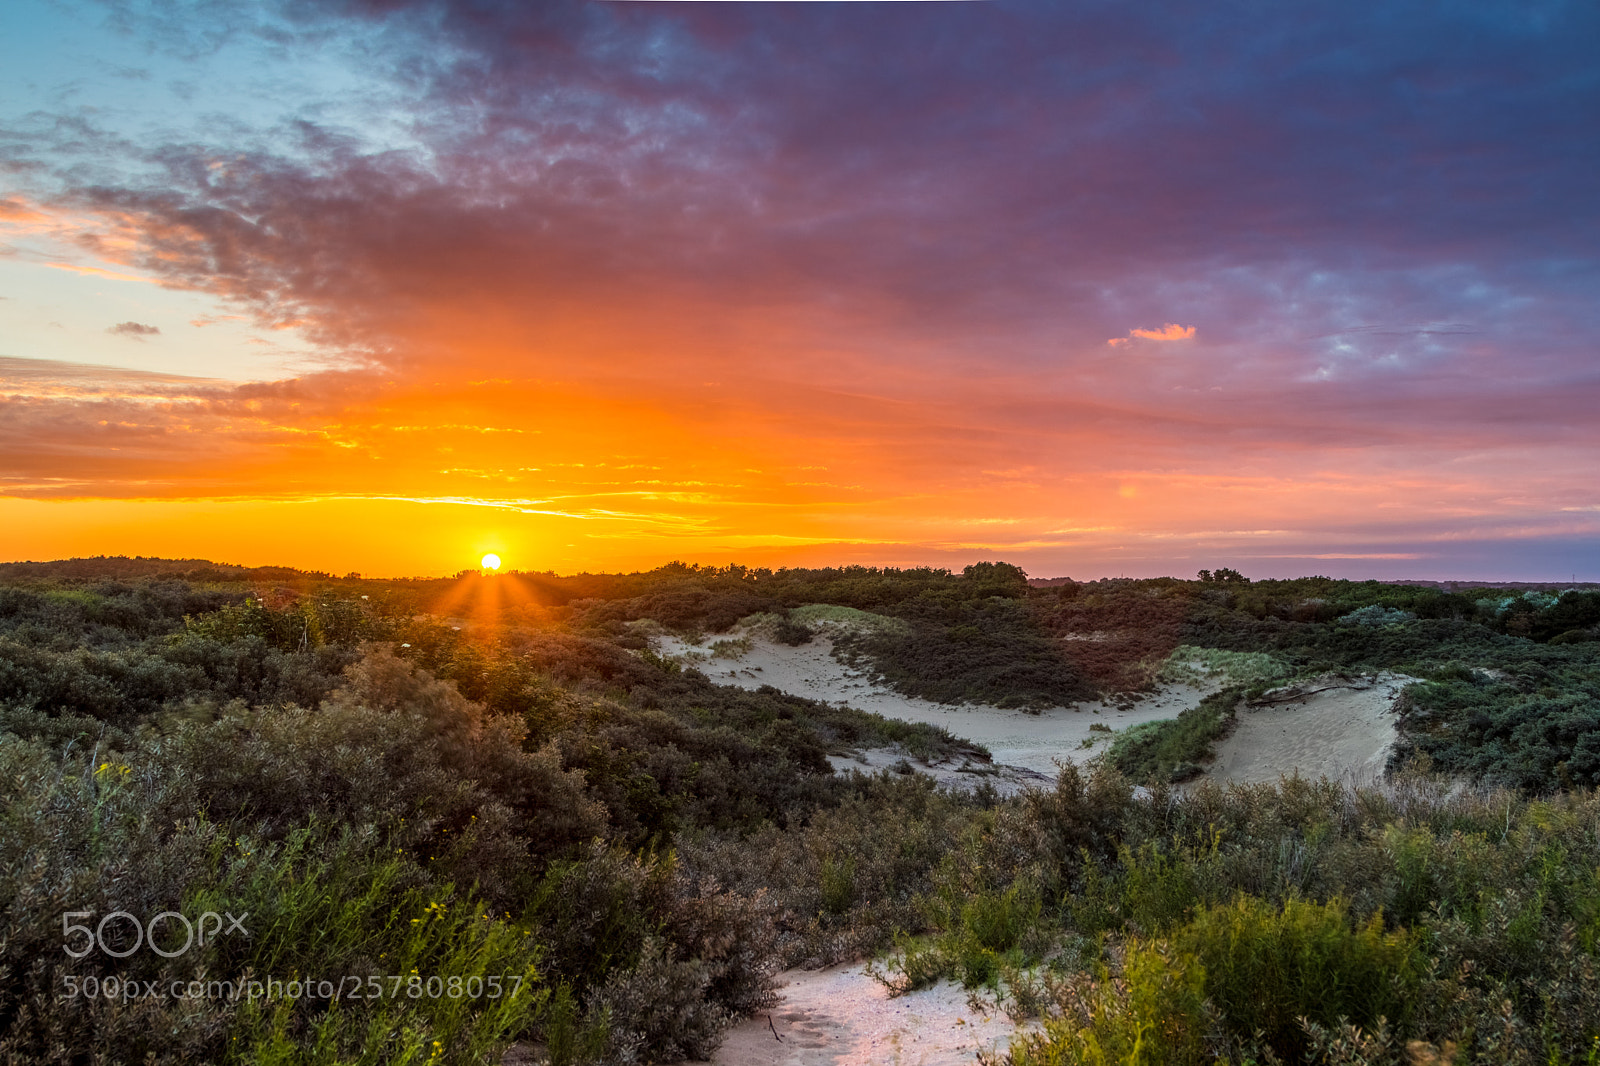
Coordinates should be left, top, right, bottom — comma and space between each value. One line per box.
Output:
480, 553, 501, 571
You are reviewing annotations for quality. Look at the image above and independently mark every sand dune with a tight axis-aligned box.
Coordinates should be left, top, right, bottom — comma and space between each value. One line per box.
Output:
666, 638, 1418, 1066
654, 632, 1214, 787
1203, 673, 1415, 788
656, 633, 1415, 793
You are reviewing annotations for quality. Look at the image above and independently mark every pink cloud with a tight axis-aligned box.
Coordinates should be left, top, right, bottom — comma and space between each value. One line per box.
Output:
1108, 323, 1197, 347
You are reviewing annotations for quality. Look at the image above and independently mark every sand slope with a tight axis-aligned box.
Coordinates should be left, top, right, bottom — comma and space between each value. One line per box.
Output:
1203, 673, 1415, 788
708, 967, 1024, 1066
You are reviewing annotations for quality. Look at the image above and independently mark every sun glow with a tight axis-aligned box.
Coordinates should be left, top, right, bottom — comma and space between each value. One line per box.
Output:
481, 553, 501, 571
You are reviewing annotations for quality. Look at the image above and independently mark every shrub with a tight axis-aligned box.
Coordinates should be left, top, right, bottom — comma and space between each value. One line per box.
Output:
772, 618, 815, 645
1339, 605, 1418, 627
1107, 688, 1241, 784
0, 734, 545, 1065
579, 938, 732, 1064
963, 882, 1039, 954
818, 854, 857, 916
834, 596, 1095, 709
522, 844, 777, 1061
158, 653, 604, 894
1175, 895, 1420, 1060
1020, 761, 1134, 874
1005, 941, 1212, 1066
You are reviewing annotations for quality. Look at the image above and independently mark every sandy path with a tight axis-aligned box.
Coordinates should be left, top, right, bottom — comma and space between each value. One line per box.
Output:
1203, 673, 1415, 787
707, 966, 1024, 1066
655, 632, 1212, 779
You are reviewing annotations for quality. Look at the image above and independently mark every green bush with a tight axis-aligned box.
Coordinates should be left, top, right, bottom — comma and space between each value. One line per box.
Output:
1107, 688, 1242, 784
1176, 895, 1420, 1060
963, 882, 1039, 954
818, 854, 857, 916
1006, 941, 1211, 1066
0, 734, 545, 1065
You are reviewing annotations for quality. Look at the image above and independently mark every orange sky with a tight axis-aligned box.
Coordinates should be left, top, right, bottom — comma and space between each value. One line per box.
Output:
3, 1, 1599, 580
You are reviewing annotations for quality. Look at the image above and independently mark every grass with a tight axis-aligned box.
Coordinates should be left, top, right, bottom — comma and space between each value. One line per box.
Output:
756, 604, 913, 637
1106, 688, 1243, 783
1157, 644, 1290, 687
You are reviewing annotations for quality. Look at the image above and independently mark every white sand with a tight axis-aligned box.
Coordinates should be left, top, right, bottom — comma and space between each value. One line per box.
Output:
1202, 673, 1415, 788
654, 631, 1214, 782
707, 966, 1026, 1066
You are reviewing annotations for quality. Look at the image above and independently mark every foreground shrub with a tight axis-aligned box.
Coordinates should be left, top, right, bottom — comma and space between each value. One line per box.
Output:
1002, 899, 1418, 1065
0, 735, 545, 1065
524, 844, 778, 1063
1005, 941, 1212, 1066
1176, 895, 1420, 1061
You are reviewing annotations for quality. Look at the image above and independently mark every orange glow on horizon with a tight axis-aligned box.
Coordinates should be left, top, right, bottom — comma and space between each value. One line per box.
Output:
4, 207, 1596, 583
5, 7, 1598, 586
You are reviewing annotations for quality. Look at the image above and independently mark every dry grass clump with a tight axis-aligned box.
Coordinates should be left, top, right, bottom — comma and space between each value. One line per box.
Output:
1159, 644, 1291, 687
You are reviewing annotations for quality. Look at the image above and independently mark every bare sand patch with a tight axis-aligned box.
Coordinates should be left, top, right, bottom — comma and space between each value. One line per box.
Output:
826, 749, 1053, 796
705, 966, 1026, 1066
1202, 673, 1416, 787
653, 631, 1214, 780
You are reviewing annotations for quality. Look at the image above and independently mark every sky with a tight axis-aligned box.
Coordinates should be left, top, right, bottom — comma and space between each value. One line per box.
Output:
1, 0, 1597, 580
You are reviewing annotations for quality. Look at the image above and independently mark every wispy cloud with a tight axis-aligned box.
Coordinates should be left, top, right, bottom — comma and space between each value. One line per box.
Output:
0, 198, 50, 226
107, 321, 161, 339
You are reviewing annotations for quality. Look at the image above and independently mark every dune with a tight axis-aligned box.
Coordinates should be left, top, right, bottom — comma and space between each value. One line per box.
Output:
663, 638, 1418, 1066
1200, 673, 1415, 788
653, 631, 1215, 789
658, 631, 1416, 794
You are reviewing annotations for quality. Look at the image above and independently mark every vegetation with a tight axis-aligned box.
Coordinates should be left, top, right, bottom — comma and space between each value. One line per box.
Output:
0, 556, 1596, 1063
1107, 688, 1244, 783
880, 765, 1600, 1065
1394, 664, 1600, 791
